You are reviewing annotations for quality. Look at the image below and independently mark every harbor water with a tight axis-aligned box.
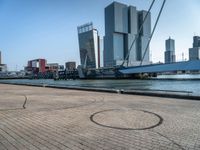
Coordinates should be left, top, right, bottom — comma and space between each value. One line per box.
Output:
0, 74, 200, 96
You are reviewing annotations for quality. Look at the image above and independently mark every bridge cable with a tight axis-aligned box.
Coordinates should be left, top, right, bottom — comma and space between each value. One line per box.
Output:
140, 0, 166, 66
121, 0, 156, 67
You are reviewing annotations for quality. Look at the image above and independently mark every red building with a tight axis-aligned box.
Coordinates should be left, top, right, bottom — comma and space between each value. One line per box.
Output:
26, 59, 46, 74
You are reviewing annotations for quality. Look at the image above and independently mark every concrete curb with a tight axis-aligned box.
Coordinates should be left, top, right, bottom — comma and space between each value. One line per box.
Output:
122, 90, 200, 100
46, 85, 120, 93
0, 82, 120, 94
0, 82, 200, 100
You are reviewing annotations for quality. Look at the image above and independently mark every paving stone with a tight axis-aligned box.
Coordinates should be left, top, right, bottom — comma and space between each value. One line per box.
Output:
0, 84, 200, 150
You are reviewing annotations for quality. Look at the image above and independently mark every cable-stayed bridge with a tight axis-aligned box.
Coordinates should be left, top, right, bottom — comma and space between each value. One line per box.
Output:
119, 60, 200, 75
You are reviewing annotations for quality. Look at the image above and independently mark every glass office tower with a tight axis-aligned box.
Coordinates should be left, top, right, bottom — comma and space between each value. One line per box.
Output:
165, 37, 176, 63
104, 2, 151, 67
78, 23, 100, 69
189, 36, 200, 61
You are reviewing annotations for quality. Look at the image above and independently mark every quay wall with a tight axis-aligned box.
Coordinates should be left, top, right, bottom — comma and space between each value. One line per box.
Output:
0, 82, 200, 101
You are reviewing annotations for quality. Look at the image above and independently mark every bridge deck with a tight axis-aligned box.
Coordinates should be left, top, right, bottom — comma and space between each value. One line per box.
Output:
119, 60, 200, 74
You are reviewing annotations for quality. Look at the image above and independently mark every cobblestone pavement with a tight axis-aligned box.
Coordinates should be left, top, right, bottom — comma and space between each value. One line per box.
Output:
0, 84, 200, 150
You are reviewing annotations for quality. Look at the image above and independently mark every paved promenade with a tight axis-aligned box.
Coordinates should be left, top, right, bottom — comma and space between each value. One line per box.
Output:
0, 84, 200, 150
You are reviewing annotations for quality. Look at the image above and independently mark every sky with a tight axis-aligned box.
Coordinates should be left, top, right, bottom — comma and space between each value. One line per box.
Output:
0, 0, 200, 71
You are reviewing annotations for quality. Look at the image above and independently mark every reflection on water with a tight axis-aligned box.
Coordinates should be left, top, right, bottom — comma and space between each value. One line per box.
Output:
0, 74, 200, 96
157, 74, 200, 79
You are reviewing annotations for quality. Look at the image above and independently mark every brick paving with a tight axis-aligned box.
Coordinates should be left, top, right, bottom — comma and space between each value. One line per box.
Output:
0, 84, 200, 150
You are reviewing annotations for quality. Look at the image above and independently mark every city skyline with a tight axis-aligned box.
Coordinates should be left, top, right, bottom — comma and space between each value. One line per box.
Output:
0, 0, 200, 71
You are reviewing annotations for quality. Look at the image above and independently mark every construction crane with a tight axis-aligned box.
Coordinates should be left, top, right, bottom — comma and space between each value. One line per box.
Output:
121, 0, 166, 67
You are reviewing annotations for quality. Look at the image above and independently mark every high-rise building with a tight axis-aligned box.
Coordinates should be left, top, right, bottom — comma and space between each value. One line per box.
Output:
165, 37, 176, 63
104, 2, 151, 67
137, 11, 151, 62
189, 36, 200, 61
0, 64, 7, 72
77, 22, 100, 69
193, 36, 200, 48
0, 51, 7, 72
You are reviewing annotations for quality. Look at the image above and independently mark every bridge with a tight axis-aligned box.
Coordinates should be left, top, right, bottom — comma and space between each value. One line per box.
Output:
119, 60, 200, 75
118, 0, 200, 76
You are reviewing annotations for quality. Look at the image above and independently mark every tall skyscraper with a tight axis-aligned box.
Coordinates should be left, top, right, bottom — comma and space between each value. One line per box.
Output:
0, 51, 7, 72
193, 36, 200, 48
165, 37, 176, 63
104, 2, 151, 67
137, 11, 151, 62
78, 23, 100, 69
189, 36, 200, 61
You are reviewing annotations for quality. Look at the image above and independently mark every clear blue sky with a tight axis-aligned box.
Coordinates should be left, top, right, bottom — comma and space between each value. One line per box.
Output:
0, 0, 199, 71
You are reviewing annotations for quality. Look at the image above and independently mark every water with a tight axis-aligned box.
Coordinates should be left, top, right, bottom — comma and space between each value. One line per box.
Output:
156, 74, 200, 79
0, 74, 200, 96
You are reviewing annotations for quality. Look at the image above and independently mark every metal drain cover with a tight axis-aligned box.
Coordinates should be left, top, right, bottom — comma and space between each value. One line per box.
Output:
90, 109, 163, 130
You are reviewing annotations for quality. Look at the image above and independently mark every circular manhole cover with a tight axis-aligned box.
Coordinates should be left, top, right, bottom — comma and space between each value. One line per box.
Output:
90, 109, 163, 130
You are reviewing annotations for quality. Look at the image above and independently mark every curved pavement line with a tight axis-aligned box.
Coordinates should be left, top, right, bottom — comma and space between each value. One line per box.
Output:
0, 94, 28, 111
22, 95, 104, 112
90, 109, 163, 131
23, 95, 28, 109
